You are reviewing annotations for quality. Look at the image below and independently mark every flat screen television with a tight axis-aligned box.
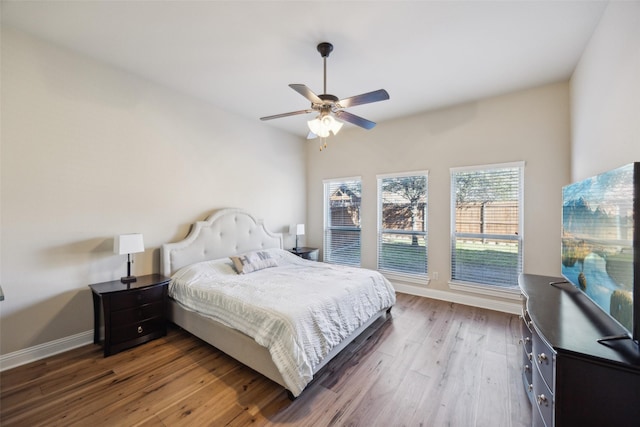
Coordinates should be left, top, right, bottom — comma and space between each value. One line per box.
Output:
561, 162, 639, 345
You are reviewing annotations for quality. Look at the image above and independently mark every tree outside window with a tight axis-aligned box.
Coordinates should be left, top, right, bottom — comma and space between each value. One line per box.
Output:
378, 173, 428, 276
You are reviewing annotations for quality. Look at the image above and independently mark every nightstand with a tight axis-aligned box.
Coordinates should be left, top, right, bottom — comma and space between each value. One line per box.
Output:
289, 247, 319, 261
89, 273, 170, 357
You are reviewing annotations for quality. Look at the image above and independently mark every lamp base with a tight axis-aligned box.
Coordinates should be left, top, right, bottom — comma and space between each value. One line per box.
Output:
120, 275, 137, 284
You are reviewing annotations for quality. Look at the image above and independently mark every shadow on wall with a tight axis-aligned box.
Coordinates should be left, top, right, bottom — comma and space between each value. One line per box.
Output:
0, 287, 94, 355
38, 236, 119, 273
1, 236, 128, 356
40, 235, 165, 284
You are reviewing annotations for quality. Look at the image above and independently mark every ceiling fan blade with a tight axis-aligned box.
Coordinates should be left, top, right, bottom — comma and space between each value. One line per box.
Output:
338, 89, 389, 109
289, 84, 323, 104
260, 109, 314, 121
335, 110, 376, 130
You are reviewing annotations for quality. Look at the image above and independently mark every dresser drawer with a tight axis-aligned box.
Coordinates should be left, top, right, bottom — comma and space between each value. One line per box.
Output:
532, 327, 554, 391
532, 359, 554, 427
532, 397, 547, 427
520, 315, 533, 400
522, 348, 533, 391
521, 317, 533, 354
111, 301, 165, 325
110, 285, 165, 311
111, 317, 166, 345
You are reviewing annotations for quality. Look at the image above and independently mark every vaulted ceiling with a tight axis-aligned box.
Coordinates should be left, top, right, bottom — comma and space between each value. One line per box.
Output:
1, 1, 608, 137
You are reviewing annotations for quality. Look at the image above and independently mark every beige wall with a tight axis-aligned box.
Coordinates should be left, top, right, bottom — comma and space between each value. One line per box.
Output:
570, 1, 640, 180
0, 28, 306, 356
306, 82, 571, 300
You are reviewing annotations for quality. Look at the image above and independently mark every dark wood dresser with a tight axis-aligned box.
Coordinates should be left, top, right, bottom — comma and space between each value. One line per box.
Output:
90, 273, 170, 357
519, 274, 640, 427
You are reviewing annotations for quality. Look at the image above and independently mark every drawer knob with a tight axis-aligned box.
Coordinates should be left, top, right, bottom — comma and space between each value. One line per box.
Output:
524, 364, 530, 372
528, 384, 533, 392
537, 353, 548, 363
525, 337, 531, 343
537, 394, 549, 406
137, 326, 143, 334
528, 352, 533, 361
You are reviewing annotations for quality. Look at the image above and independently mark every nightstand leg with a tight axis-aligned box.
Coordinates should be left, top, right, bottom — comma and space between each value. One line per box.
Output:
92, 292, 101, 344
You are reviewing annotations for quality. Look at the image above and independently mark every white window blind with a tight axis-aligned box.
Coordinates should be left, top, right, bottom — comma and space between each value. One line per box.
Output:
324, 177, 362, 266
450, 162, 524, 288
377, 172, 428, 276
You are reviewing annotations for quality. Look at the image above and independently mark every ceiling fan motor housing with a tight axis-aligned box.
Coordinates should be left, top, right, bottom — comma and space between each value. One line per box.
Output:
316, 94, 339, 113
317, 42, 333, 58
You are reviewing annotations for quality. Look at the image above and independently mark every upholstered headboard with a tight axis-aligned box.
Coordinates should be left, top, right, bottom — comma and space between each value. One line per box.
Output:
161, 208, 283, 277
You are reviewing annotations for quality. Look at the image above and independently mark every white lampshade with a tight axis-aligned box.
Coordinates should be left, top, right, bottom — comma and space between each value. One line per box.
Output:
289, 224, 305, 236
307, 114, 343, 139
114, 233, 145, 255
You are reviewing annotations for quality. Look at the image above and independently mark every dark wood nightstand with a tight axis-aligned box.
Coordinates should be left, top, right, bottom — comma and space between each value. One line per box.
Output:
288, 247, 319, 261
89, 273, 170, 357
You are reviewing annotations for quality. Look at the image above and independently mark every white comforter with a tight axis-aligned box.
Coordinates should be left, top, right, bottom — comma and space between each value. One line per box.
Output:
169, 248, 396, 396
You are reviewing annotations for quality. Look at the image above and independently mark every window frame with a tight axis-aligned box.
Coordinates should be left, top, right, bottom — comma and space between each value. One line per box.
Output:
323, 176, 362, 267
449, 161, 524, 295
376, 171, 429, 283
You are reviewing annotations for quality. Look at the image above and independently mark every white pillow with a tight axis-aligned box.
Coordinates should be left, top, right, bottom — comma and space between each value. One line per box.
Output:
230, 250, 278, 274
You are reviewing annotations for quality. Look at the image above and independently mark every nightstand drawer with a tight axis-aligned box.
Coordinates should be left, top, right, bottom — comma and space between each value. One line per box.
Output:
111, 301, 165, 325
110, 286, 165, 311
111, 317, 166, 345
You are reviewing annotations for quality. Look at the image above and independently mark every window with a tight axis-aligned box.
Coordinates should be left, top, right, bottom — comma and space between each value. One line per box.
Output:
450, 162, 524, 289
377, 172, 428, 277
324, 177, 362, 266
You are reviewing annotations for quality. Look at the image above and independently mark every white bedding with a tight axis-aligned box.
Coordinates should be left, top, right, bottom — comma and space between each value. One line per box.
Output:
169, 248, 396, 396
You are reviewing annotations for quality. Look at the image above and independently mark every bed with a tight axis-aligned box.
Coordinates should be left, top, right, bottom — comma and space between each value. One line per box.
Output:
160, 208, 396, 398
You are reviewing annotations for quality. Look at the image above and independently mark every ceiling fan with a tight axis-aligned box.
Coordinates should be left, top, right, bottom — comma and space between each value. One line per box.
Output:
260, 42, 390, 142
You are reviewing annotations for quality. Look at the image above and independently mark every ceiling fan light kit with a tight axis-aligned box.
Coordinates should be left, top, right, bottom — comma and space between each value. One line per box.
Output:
260, 42, 389, 150
307, 114, 343, 139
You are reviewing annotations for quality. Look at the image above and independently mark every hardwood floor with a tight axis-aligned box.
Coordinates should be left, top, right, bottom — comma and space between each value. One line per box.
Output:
0, 293, 531, 426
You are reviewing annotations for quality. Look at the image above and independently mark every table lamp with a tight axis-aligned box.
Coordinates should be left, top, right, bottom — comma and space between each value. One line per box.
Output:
114, 233, 145, 283
289, 224, 305, 251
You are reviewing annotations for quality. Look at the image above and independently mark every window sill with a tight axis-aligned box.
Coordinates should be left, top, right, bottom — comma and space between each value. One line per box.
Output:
380, 270, 430, 286
449, 280, 522, 300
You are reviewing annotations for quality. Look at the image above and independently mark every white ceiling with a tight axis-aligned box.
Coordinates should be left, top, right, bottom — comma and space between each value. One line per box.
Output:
1, 0, 608, 138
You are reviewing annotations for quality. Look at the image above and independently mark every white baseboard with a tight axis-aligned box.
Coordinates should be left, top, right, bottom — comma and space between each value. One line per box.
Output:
393, 282, 522, 315
0, 330, 94, 372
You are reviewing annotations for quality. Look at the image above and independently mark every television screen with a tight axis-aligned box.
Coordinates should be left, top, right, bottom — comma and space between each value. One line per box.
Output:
561, 163, 637, 341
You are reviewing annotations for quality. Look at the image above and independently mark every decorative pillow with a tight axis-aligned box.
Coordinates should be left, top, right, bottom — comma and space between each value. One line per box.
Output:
230, 250, 278, 274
